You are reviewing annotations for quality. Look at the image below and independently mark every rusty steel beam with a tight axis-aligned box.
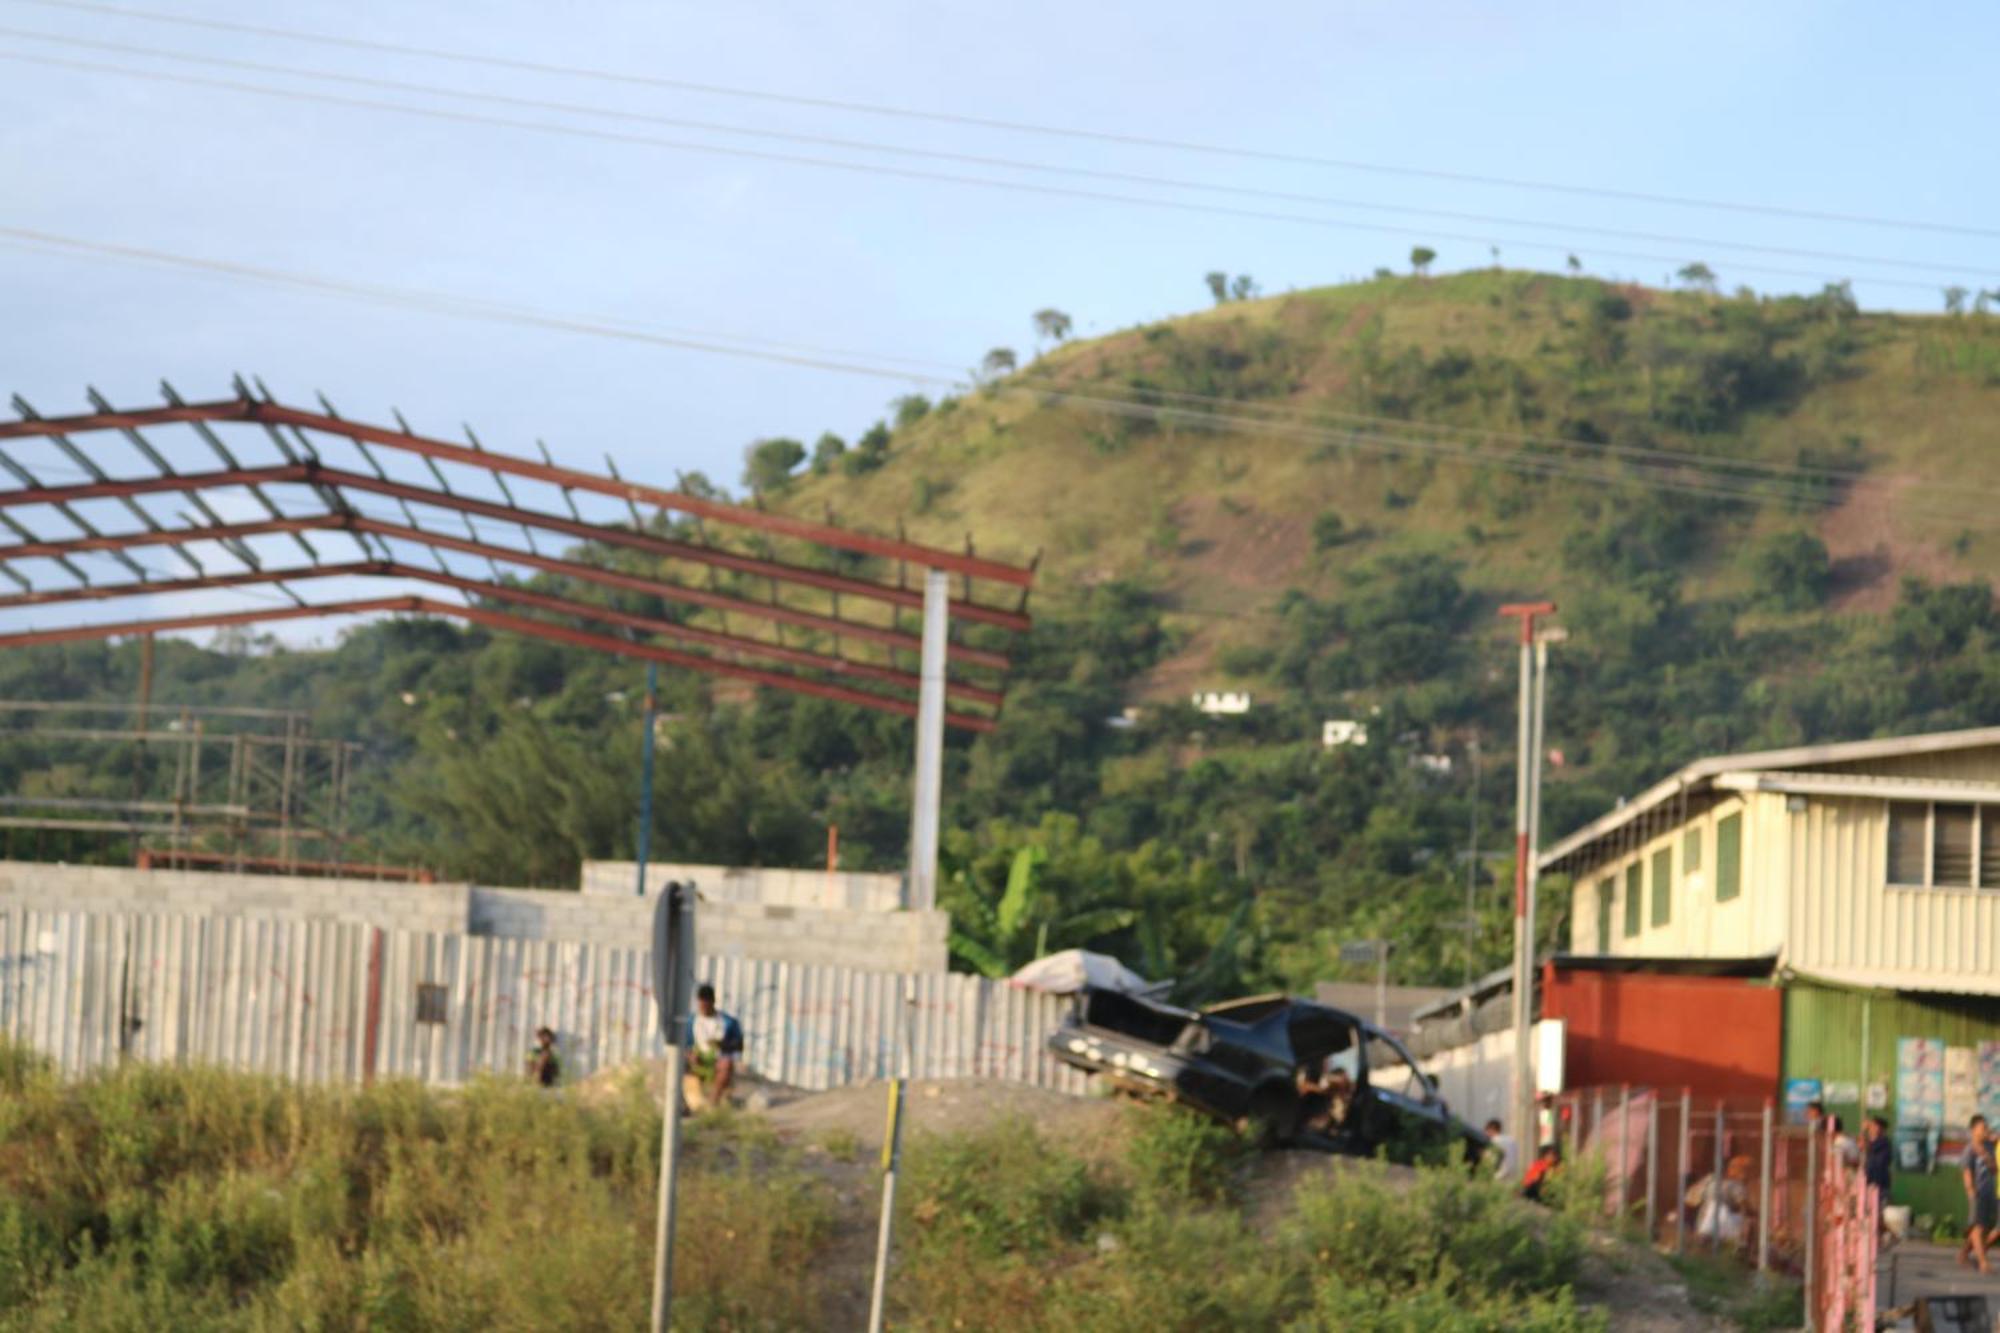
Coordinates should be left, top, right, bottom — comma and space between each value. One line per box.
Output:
0, 560, 1003, 707
0, 596, 997, 732
0, 397, 1034, 587
0, 461, 1033, 632
0, 510, 1012, 671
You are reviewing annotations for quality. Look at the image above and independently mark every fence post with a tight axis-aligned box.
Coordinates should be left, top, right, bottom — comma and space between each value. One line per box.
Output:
1645, 1091, 1659, 1241
1676, 1087, 1691, 1255
1708, 1101, 1726, 1248
1803, 1122, 1818, 1332
1757, 1098, 1773, 1272
1615, 1083, 1631, 1222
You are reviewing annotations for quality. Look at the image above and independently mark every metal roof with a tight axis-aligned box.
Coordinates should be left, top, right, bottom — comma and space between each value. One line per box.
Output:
0, 381, 1035, 731
1538, 726, 2000, 873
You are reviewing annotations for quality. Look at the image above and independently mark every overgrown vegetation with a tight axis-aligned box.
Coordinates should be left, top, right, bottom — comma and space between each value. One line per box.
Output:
895, 1107, 1605, 1331
0, 1043, 831, 1329
7, 271, 2000, 999
0, 1052, 1634, 1329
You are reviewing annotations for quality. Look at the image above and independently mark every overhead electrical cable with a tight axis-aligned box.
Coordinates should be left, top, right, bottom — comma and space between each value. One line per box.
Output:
9, 0, 1996, 241
0, 25, 1984, 282
0, 49, 1960, 297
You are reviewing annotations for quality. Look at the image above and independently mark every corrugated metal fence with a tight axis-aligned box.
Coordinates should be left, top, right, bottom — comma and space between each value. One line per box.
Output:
0, 907, 1086, 1094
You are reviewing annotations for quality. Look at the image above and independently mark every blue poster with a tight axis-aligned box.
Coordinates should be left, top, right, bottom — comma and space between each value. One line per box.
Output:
1784, 1077, 1824, 1125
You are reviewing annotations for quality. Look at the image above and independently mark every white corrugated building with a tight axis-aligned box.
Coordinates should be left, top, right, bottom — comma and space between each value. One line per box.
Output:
1541, 726, 2000, 995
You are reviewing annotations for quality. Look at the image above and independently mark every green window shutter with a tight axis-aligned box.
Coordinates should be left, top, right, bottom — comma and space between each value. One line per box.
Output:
1716, 813, 1742, 902
1624, 863, 1643, 937
1683, 826, 1702, 875
1597, 879, 1615, 953
1651, 846, 1673, 927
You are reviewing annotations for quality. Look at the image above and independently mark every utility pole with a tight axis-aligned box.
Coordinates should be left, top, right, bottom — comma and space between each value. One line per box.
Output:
1499, 601, 1555, 1179
635, 663, 659, 898
1463, 738, 1480, 985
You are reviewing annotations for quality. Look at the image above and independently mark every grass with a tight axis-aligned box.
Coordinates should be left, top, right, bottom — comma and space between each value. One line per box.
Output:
1667, 1252, 1804, 1332
0, 1047, 1777, 1331
0, 1043, 834, 1330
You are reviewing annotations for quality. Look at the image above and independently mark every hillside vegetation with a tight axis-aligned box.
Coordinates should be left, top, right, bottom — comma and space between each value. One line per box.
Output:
7, 271, 2000, 994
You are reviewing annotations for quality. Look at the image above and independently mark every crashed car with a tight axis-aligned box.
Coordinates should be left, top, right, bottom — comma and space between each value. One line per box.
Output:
1048, 987, 1488, 1164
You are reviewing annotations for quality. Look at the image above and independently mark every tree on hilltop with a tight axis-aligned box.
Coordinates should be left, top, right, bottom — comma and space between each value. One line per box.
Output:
1677, 262, 1718, 293
741, 437, 805, 496
981, 347, 1018, 380
1230, 274, 1259, 301
1032, 309, 1072, 346
1945, 286, 1969, 315
1205, 271, 1230, 304
1410, 246, 1436, 277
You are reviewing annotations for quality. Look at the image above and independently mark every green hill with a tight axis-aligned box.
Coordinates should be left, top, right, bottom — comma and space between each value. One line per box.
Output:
8, 271, 2000, 995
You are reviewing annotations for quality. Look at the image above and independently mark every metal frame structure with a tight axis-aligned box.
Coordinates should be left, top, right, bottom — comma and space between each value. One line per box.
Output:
0, 381, 1036, 733
0, 700, 363, 868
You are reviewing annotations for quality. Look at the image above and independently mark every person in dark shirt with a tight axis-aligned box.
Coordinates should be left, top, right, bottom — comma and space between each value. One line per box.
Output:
1962, 1114, 1998, 1273
1862, 1115, 1892, 1237
525, 1026, 561, 1088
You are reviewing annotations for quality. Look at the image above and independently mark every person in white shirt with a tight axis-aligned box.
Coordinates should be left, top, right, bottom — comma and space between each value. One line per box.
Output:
1485, 1119, 1517, 1179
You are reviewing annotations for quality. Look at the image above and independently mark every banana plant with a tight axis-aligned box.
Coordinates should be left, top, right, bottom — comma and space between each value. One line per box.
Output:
947, 844, 1135, 978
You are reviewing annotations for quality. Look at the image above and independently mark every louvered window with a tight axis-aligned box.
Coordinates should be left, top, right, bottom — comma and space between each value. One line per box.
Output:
1885, 801, 2000, 889
1935, 805, 1976, 887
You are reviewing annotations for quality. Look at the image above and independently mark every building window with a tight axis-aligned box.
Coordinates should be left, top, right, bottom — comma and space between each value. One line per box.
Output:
415, 984, 449, 1026
1651, 846, 1673, 927
1596, 878, 1614, 953
1935, 805, 1975, 887
1887, 801, 2000, 889
1624, 863, 1642, 937
1683, 826, 1702, 875
1716, 812, 1742, 902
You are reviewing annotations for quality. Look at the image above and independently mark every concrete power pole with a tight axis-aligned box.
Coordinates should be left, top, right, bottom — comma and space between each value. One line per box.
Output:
1499, 601, 1554, 1178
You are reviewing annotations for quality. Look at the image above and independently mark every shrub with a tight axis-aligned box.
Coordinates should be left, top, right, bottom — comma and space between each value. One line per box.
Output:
1121, 1104, 1251, 1205
900, 1118, 1119, 1259
1312, 509, 1347, 549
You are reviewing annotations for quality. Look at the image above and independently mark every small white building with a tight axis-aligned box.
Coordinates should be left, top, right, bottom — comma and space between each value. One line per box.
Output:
1322, 719, 1370, 748
1191, 691, 1251, 716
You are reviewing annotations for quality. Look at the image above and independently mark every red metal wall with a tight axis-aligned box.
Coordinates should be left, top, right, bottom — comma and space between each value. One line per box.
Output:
1541, 966, 1781, 1100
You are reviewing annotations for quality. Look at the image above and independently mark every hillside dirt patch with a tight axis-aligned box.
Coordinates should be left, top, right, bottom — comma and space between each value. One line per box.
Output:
1821, 473, 1966, 611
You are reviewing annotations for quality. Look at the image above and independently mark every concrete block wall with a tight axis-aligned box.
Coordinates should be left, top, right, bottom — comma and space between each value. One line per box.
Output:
0, 862, 947, 974
581, 860, 905, 913
471, 886, 949, 973
0, 862, 469, 933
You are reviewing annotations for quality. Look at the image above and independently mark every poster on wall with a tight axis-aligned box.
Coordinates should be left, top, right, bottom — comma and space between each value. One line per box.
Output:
1946, 1046, 1979, 1129
1897, 1037, 1945, 1128
1783, 1078, 1824, 1125
1979, 1042, 2000, 1124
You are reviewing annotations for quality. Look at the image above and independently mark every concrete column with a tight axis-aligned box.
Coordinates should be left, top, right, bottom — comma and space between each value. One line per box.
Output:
907, 569, 949, 912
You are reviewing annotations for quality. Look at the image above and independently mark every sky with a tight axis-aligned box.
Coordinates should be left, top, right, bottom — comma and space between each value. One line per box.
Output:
1, 0, 1996, 643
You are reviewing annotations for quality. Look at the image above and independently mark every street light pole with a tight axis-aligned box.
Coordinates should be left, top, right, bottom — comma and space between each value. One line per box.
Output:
1499, 601, 1554, 1179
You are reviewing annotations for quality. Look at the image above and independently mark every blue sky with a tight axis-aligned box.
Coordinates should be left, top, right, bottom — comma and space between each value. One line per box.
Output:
1, 0, 1994, 640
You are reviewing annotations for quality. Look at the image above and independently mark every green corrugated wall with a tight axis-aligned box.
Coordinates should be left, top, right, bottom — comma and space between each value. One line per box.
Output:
1784, 980, 2000, 1226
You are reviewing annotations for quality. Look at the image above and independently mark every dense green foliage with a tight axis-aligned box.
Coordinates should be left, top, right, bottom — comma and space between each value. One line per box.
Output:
7, 272, 2000, 998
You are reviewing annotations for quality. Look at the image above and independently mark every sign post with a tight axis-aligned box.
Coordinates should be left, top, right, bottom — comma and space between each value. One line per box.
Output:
649, 882, 696, 1333
1340, 940, 1393, 1028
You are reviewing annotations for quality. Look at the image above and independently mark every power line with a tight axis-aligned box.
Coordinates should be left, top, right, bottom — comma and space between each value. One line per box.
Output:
10, 0, 1995, 242
0, 25, 1986, 284
6, 222, 1995, 529
0, 48, 1961, 298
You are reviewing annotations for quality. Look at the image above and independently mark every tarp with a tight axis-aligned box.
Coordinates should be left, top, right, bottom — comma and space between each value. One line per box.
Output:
1009, 948, 1150, 995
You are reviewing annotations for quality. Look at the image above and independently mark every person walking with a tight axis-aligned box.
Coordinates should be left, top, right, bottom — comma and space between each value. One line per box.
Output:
1961, 1114, 1998, 1273
1862, 1115, 1893, 1242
